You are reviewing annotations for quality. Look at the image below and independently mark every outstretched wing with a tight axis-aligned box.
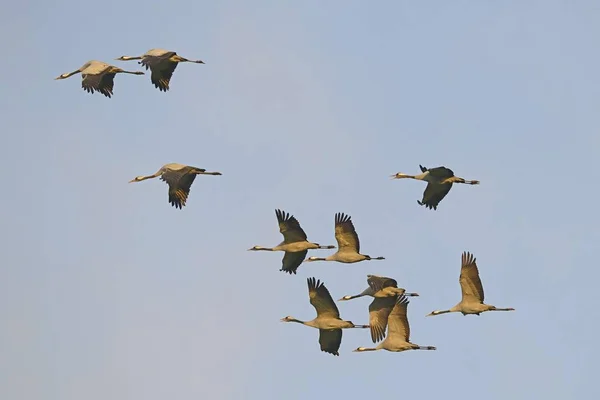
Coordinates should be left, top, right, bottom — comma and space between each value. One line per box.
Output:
387, 295, 411, 343
141, 54, 178, 92
459, 251, 485, 303
275, 209, 308, 243
418, 182, 453, 210
307, 277, 340, 319
368, 296, 397, 343
81, 72, 115, 98
160, 168, 198, 209
318, 329, 342, 356
334, 213, 360, 253
280, 250, 307, 275
367, 275, 398, 292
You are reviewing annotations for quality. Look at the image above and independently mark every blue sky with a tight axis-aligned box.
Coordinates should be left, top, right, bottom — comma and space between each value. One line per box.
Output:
1, 1, 597, 399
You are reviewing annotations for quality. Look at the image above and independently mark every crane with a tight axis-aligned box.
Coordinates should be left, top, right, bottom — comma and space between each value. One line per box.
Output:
281, 277, 369, 356
248, 210, 335, 274
353, 295, 436, 353
339, 275, 419, 342
129, 163, 221, 209
391, 165, 479, 210
116, 49, 204, 92
305, 213, 385, 263
427, 251, 515, 316
55, 60, 144, 98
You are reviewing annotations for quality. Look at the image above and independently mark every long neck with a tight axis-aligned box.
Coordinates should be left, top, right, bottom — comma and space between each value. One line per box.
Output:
288, 318, 306, 324
340, 293, 365, 301
251, 246, 274, 251
428, 309, 455, 316
355, 347, 379, 352
490, 307, 515, 312
138, 174, 158, 181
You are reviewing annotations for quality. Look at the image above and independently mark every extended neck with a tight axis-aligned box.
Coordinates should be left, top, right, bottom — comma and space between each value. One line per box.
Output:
306, 257, 327, 262
249, 246, 274, 251
354, 347, 379, 352
118, 56, 143, 61
427, 309, 455, 317
317, 244, 336, 249
365, 255, 385, 261
490, 307, 515, 312
339, 293, 364, 301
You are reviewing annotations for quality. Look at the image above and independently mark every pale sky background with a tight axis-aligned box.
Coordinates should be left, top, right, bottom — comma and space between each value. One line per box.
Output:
0, 1, 597, 399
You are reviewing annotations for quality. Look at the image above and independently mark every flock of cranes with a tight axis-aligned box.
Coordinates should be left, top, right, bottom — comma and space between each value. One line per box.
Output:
55, 49, 514, 357
253, 209, 515, 356
55, 49, 205, 96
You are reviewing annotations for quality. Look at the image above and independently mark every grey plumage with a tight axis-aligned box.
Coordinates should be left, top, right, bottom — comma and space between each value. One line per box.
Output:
305, 213, 385, 264
248, 209, 335, 274
55, 60, 144, 98
339, 275, 419, 343
354, 295, 436, 353
391, 165, 480, 210
129, 163, 222, 209
427, 251, 515, 317
281, 277, 369, 356
116, 49, 204, 92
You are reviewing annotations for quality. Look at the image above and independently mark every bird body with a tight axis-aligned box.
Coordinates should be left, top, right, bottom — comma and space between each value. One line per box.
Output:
129, 163, 222, 209
427, 251, 515, 317
305, 213, 385, 264
391, 164, 479, 210
354, 295, 436, 353
248, 210, 335, 274
282, 277, 369, 356
116, 48, 205, 92
55, 60, 144, 98
339, 275, 419, 343
339, 275, 419, 301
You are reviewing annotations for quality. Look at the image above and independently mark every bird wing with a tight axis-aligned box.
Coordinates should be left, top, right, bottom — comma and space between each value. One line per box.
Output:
368, 296, 397, 343
425, 166, 455, 179
81, 72, 115, 98
275, 209, 308, 243
334, 213, 360, 253
367, 275, 398, 292
280, 250, 307, 275
141, 54, 178, 92
307, 277, 340, 319
160, 167, 198, 209
459, 251, 485, 303
318, 329, 342, 356
386, 295, 411, 342
419, 182, 453, 210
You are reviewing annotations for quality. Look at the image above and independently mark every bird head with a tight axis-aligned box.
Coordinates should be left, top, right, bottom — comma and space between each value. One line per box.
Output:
128, 176, 145, 183
305, 256, 319, 262
390, 172, 410, 179
115, 56, 136, 61
247, 246, 263, 251
353, 347, 369, 352
280, 316, 294, 322
54, 71, 77, 80
338, 295, 353, 301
